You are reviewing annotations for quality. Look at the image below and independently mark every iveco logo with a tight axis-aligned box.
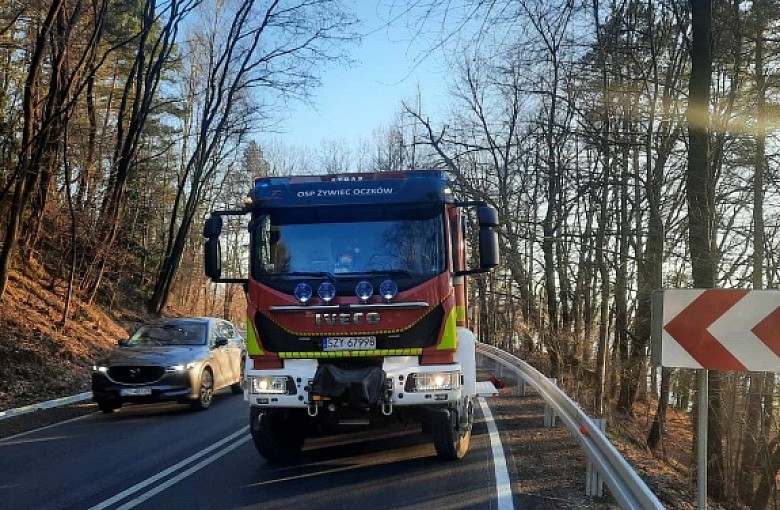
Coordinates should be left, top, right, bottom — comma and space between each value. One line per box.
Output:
315, 312, 380, 326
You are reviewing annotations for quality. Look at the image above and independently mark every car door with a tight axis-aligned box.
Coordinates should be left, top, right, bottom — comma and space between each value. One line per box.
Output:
221, 321, 243, 383
208, 321, 231, 389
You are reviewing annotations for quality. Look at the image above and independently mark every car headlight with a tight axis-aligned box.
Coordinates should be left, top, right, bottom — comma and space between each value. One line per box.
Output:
248, 376, 294, 395
92, 365, 108, 373
166, 362, 196, 372
407, 371, 461, 392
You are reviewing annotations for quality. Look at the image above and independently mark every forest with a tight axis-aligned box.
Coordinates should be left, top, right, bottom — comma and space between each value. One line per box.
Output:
0, 0, 778, 508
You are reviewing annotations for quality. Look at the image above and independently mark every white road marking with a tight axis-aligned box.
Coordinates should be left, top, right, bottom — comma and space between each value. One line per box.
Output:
88, 427, 248, 510
88, 403, 514, 509
0, 413, 95, 443
116, 435, 251, 510
478, 397, 515, 510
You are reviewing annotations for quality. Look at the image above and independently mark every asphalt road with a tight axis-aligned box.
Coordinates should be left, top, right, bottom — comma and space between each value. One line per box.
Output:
0, 389, 516, 510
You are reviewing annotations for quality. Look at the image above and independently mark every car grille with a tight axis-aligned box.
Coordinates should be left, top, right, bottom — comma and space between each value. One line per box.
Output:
108, 366, 165, 384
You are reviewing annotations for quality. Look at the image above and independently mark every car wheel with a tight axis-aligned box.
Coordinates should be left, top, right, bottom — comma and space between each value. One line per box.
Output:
97, 399, 121, 414
230, 358, 245, 395
191, 369, 214, 411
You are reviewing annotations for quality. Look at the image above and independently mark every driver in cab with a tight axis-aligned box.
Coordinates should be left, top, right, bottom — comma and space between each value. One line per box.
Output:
335, 240, 362, 273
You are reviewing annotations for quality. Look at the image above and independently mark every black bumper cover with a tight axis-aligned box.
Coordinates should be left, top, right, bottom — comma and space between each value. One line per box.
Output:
311, 365, 386, 408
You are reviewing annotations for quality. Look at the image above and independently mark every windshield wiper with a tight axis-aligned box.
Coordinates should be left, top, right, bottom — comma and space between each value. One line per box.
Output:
283, 271, 337, 281
338, 270, 415, 278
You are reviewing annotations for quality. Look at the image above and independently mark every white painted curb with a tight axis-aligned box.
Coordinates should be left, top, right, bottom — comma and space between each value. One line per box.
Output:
0, 392, 92, 421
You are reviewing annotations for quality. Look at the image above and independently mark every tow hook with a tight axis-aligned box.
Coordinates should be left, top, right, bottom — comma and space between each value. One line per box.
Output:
307, 402, 319, 417
381, 378, 394, 416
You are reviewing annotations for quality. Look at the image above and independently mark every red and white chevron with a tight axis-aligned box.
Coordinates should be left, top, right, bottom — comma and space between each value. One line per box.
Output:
654, 289, 780, 372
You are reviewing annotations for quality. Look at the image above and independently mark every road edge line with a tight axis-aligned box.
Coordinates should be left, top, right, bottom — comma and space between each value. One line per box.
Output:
478, 396, 515, 510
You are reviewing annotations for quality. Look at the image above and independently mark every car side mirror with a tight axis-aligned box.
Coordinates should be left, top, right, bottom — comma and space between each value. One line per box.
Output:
214, 337, 228, 348
118, 338, 130, 347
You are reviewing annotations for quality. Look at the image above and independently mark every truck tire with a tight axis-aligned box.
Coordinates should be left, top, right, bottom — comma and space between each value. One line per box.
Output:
431, 401, 472, 460
250, 407, 305, 463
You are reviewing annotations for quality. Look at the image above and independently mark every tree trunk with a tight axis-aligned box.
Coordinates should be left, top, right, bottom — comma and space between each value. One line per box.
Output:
0, 0, 65, 299
647, 367, 671, 451
687, 0, 724, 500
739, 4, 767, 503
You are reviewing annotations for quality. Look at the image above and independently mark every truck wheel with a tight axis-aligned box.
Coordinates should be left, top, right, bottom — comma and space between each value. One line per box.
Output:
431, 401, 472, 460
250, 407, 305, 463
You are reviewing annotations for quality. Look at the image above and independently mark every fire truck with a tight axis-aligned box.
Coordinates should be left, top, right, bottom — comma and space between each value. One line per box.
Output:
203, 170, 499, 462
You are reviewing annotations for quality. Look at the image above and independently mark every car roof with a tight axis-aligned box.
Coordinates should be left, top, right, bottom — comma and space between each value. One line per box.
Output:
144, 317, 229, 327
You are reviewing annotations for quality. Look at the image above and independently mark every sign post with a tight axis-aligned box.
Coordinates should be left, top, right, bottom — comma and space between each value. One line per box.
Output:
697, 370, 707, 510
652, 289, 780, 508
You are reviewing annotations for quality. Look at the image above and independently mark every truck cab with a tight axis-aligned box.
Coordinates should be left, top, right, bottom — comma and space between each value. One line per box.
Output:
204, 170, 498, 462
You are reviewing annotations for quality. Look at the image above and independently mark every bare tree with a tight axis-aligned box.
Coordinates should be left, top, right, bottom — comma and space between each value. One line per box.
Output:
148, 0, 358, 314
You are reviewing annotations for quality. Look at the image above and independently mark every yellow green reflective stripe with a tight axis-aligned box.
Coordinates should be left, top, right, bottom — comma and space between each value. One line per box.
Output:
455, 305, 466, 323
277, 349, 423, 359
246, 318, 264, 356
437, 308, 458, 350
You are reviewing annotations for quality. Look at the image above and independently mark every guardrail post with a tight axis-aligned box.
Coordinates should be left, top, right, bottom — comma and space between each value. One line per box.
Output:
543, 378, 557, 427
496, 360, 504, 377
517, 374, 527, 396
585, 418, 607, 497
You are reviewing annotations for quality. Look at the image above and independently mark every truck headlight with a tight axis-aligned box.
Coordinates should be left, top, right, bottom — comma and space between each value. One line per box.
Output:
92, 365, 108, 373
407, 371, 461, 392
249, 376, 294, 395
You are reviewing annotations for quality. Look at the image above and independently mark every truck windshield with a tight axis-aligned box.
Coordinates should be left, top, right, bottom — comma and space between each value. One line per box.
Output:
251, 205, 445, 284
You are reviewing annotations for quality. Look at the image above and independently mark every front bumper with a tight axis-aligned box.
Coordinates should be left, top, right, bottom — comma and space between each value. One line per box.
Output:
245, 356, 464, 409
91, 371, 199, 403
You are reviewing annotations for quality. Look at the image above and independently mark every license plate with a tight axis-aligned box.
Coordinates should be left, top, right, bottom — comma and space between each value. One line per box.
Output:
120, 388, 152, 396
322, 336, 376, 351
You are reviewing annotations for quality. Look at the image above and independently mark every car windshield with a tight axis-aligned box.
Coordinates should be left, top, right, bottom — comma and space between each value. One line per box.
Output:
251, 205, 445, 279
127, 323, 207, 346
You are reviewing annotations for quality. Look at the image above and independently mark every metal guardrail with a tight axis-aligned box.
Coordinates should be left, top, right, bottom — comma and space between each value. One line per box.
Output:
476, 342, 664, 510
0, 392, 92, 421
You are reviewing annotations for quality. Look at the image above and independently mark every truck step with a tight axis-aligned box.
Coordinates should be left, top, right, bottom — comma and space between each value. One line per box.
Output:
475, 380, 499, 397
339, 419, 370, 426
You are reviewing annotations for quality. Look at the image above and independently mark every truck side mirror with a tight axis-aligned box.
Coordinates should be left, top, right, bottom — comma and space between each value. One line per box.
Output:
477, 205, 499, 269
479, 229, 499, 269
477, 205, 499, 228
203, 215, 223, 238
205, 237, 222, 280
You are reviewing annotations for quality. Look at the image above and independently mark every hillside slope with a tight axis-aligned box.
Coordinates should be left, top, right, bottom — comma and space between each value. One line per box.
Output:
0, 264, 154, 410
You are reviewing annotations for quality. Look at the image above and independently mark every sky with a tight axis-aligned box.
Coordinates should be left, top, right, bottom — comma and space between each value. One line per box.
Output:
268, 3, 451, 151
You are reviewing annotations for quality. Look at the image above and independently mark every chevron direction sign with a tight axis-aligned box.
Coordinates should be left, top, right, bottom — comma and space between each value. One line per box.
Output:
652, 289, 780, 372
